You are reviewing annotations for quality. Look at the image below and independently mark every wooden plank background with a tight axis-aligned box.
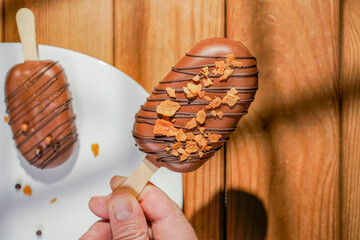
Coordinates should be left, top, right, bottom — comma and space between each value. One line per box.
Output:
341, 0, 360, 239
1, 0, 359, 239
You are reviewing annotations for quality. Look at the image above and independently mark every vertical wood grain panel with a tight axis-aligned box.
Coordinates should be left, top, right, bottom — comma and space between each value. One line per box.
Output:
114, 0, 225, 239
3, 0, 113, 64
227, 1, 340, 239
0, 0, 3, 42
341, 0, 360, 238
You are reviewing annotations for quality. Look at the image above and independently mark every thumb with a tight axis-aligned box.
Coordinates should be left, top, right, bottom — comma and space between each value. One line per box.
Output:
108, 193, 149, 240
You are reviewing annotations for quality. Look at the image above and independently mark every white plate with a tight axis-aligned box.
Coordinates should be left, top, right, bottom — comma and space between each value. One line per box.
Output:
0, 43, 183, 239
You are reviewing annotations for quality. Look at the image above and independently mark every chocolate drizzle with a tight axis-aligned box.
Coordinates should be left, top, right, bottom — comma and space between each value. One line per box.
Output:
5, 60, 77, 169
133, 37, 258, 172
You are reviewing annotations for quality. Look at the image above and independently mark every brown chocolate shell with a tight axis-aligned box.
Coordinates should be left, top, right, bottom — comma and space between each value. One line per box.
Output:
133, 37, 258, 172
5, 60, 77, 169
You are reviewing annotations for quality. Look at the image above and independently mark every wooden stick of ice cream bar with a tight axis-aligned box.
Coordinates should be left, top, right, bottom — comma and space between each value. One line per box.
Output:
112, 160, 158, 197
16, 8, 39, 61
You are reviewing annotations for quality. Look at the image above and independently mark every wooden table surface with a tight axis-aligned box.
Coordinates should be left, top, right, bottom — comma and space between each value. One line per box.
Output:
1, 0, 359, 239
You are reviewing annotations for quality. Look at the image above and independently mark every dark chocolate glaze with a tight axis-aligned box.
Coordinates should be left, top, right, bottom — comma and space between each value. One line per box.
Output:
133, 37, 258, 172
4, 60, 77, 169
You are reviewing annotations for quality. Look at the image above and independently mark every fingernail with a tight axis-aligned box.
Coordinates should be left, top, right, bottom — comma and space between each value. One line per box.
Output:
110, 196, 133, 221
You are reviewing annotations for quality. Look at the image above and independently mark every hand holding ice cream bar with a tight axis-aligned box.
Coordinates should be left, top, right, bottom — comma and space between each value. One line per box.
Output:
114, 37, 258, 196
4, 8, 77, 169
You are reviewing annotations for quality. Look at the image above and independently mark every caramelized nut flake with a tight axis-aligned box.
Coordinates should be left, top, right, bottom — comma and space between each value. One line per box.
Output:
222, 87, 240, 107
201, 66, 210, 76
194, 134, 207, 147
185, 141, 199, 153
171, 150, 179, 156
154, 119, 178, 137
205, 97, 222, 110
172, 142, 182, 150
192, 75, 201, 83
183, 86, 196, 98
203, 96, 212, 101
208, 134, 222, 143
156, 100, 181, 117
219, 68, 234, 81
213, 60, 226, 75
185, 118, 197, 129
180, 151, 190, 161
217, 110, 224, 119
165, 87, 176, 98
185, 132, 195, 141
176, 129, 187, 142
198, 91, 206, 99
187, 82, 202, 95
196, 110, 206, 124
231, 60, 243, 67
226, 54, 236, 64
203, 77, 213, 87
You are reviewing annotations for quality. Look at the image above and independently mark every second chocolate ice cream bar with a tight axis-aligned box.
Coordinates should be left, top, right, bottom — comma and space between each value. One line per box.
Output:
5, 60, 78, 169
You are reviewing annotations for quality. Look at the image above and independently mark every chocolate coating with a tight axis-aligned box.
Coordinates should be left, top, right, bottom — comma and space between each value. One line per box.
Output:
5, 60, 77, 169
133, 37, 258, 172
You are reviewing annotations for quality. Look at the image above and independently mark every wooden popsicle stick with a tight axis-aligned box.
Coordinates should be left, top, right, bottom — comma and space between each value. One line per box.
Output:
113, 159, 159, 198
16, 8, 39, 61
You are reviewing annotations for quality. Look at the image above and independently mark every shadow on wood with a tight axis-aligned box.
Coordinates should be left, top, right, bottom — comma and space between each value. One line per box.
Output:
189, 190, 267, 240
227, 189, 267, 240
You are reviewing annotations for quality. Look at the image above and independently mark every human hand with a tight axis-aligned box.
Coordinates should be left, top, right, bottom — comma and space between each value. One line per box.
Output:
80, 176, 197, 240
